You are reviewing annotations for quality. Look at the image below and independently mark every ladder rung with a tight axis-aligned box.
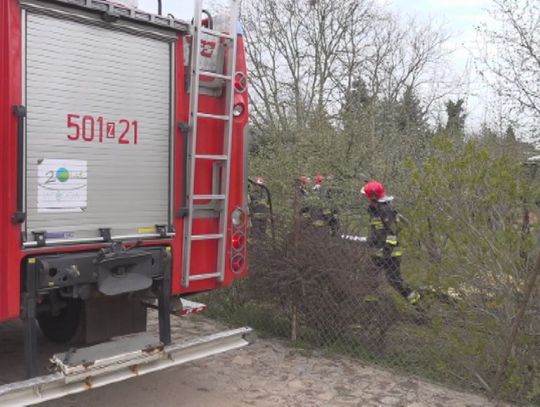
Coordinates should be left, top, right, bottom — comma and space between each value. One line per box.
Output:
199, 70, 232, 81
189, 272, 220, 281
200, 27, 234, 40
197, 112, 230, 121
194, 154, 228, 160
192, 194, 225, 200
191, 233, 224, 241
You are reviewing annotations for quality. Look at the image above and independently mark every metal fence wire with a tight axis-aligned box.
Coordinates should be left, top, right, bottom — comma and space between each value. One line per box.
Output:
201, 186, 540, 406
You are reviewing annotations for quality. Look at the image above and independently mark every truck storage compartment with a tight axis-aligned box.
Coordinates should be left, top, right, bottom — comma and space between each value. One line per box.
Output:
23, 10, 174, 245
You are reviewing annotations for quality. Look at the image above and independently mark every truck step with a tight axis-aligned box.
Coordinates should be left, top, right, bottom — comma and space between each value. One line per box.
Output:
199, 70, 232, 81
189, 272, 220, 281
190, 233, 224, 241
0, 328, 252, 406
192, 194, 226, 200
194, 154, 228, 160
200, 27, 234, 40
196, 112, 229, 121
54, 333, 162, 380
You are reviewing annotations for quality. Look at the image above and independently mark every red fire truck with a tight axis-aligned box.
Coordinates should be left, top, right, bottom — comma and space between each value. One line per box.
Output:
0, 0, 250, 403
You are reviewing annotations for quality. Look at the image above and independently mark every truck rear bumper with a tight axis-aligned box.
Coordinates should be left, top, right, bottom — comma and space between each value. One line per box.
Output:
0, 326, 252, 406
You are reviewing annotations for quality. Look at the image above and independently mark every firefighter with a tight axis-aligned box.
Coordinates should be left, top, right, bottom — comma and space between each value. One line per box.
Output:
313, 174, 324, 191
361, 180, 419, 304
248, 177, 271, 240
299, 175, 340, 236
298, 176, 311, 196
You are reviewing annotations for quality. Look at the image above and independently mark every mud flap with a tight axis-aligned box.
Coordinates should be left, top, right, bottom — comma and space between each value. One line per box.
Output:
84, 296, 148, 344
97, 249, 153, 296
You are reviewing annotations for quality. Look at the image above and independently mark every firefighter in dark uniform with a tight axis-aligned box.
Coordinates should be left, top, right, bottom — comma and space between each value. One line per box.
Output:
299, 175, 340, 236
361, 180, 419, 304
248, 177, 271, 240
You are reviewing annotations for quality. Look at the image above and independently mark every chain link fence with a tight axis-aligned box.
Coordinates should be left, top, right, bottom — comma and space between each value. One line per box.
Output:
201, 184, 540, 406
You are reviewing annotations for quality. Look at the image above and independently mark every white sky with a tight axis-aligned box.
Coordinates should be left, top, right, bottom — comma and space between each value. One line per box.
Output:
384, 0, 492, 63
136, 0, 495, 129
380, 0, 496, 130
379, 1, 501, 131
137, 0, 194, 18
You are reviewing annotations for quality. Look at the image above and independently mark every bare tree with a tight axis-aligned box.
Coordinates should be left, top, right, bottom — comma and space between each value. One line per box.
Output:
360, 13, 452, 106
243, 0, 455, 142
477, 0, 540, 137
243, 0, 375, 137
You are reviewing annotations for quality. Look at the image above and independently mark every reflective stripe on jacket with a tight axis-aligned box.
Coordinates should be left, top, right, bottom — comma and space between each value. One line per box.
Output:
367, 202, 402, 258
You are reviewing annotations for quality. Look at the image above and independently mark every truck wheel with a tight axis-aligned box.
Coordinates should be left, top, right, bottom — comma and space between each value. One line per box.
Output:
37, 298, 83, 344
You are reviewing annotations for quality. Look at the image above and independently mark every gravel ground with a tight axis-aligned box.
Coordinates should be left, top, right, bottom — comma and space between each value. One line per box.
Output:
0, 311, 512, 407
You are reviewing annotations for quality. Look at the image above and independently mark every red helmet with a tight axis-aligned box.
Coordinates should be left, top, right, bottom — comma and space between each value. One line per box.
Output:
361, 180, 392, 202
314, 175, 324, 185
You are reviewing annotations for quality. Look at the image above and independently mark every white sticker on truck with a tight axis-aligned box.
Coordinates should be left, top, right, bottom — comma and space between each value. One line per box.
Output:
37, 159, 87, 213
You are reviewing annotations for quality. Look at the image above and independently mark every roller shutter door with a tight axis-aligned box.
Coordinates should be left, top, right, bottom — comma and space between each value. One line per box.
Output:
24, 11, 173, 242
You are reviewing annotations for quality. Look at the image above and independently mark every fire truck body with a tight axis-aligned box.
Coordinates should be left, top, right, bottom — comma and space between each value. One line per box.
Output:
0, 0, 249, 400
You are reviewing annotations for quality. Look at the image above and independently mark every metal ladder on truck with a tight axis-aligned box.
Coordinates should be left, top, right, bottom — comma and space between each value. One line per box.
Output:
182, 0, 240, 287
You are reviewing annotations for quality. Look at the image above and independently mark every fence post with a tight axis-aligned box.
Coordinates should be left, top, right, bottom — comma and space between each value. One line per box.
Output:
290, 179, 301, 341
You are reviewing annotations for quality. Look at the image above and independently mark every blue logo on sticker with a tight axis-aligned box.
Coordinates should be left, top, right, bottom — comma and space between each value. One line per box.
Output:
56, 167, 70, 183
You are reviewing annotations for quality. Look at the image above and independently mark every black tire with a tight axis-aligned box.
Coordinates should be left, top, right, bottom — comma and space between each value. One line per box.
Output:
37, 298, 83, 344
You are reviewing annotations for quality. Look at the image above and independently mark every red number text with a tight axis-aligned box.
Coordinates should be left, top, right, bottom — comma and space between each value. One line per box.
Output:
66, 114, 139, 145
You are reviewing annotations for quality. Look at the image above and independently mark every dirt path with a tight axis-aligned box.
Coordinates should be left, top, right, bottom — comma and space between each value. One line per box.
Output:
0, 313, 509, 407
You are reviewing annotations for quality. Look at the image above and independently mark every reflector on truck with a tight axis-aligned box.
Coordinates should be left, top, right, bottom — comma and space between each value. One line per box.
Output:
23, 11, 174, 244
